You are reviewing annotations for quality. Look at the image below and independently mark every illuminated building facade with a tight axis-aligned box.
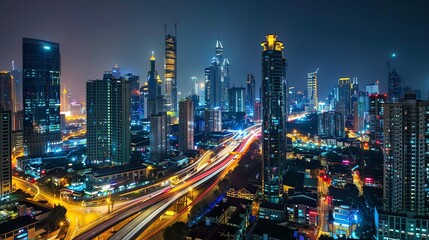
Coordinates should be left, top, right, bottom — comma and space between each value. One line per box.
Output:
179, 98, 194, 152
124, 73, 141, 126
228, 87, 245, 114
353, 91, 369, 133
61, 87, 69, 112
307, 68, 318, 112
317, 111, 345, 138
86, 72, 131, 165
0, 71, 12, 112
140, 82, 149, 119
383, 93, 429, 216
246, 74, 256, 116
0, 111, 11, 200
147, 52, 164, 116
337, 77, 352, 116
369, 94, 386, 144
261, 34, 287, 203
23, 38, 61, 156
365, 81, 379, 95
150, 112, 170, 161
204, 108, 222, 133
165, 25, 177, 113
205, 40, 230, 111
11, 61, 22, 113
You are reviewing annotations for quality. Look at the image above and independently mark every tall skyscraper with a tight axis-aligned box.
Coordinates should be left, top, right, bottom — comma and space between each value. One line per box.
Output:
205, 40, 230, 111
0, 111, 11, 200
86, 72, 131, 165
365, 81, 379, 95
369, 94, 386, 144
140, 82, 149, 119
23, 38, 61, 156
191, 76, 198, 95
261, 34, 287, 203
228, 87, 245, 114
253, 100, 262, 121
112, 64, 121, 79
150, 112, 170, 161
147, 52, 164, 116
383, 93, 429, 216
388, 54, 402, 103
165, 24, 177, 113
61, 87, 70, 112
353, 91, 369, 133
124, 73, 141, 126
0, 71, 12, 111
11, 61, 22, 113
204, 108, 222, 133
318, 111, 345, 138
337, 77, 352, 116
246, 74, 256, 116
179, 98, 194, 152
307, 68, 319, 112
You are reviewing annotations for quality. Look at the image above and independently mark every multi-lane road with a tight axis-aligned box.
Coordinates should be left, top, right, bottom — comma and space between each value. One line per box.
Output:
72, 125, 260, 240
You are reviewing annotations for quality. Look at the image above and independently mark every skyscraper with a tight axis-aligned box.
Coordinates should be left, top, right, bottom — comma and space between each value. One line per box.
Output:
165, 25, 177, 113
112, 64, 121, 79
205, 40, 230, 111
228, 87, 245, 114
23, 38, 61, 156
261, 34, 287, 203
246, 74, 256, 116
150, 112, 170, 161
86, 72, 131, 165
204, 108, 222, 133
307, 68, 318, 112
147, 52, 164, 116
124, 73, 141, 126
11, 61, 22, 113
317, 111, 345, 138
0, 71, 12, 111
179, 98, 194, 152
383, 93, 429, 216
61, 87, 69, 112
388, 54, 402, 103
0, 111, 11, 200
369, 94, 386, 144
140, 82, 149, 119
365, 81, 379, 95
191, 76, 198, 95
353, 91, 369, 133
337, 77, 352, 116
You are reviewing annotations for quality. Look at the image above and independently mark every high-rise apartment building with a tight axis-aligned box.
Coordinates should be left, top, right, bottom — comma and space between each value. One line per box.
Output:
124, 73, 141, 126
261, 34, 287, 203
228, 87, 245, 114
246, 74, 256, 116
165, 25, 177, 113
147, 52, 164, 116
365, 81, 379, 95
23, 38, 61, 156
369, 94, 386, 144
86, 72, 131, 165
388, 70, 402, 103
307, 69, 318, 112
378, 93, 429, 239
337, 77, 352, 116
383, 93, 429, 216
317, 111, 345, 138
0, 111, 11, 200
205, 40, 230, 111
204, 108, 222, 133
11, 61, 22, 113
150, 112, 170, 161
353, 91, 369, 133
0, 71, 12, 112
179, 98, 194, 152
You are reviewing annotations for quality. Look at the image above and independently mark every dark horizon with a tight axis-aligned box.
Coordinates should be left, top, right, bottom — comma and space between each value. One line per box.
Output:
1, 0, 428, 102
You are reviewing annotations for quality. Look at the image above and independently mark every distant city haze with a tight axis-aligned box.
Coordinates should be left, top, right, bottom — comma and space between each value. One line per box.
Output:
0, 0, 428, 102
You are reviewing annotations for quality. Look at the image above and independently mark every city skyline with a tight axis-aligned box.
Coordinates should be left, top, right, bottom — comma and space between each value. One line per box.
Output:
0, 0, 428, 103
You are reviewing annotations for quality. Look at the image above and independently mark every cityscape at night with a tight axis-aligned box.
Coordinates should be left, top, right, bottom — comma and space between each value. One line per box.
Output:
0, 1, 429, 240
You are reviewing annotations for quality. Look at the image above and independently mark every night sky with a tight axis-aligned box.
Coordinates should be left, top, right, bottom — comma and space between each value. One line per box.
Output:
1, 0, 428, 102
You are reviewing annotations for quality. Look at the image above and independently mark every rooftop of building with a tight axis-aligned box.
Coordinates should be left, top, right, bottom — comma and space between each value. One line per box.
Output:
251, 218, 296, 240
287, 193, 317, 208
0, 215, 38, 234
260, 201, 285, 211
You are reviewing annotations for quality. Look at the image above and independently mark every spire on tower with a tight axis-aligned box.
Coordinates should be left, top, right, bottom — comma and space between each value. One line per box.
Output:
150, 51, 156, 61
